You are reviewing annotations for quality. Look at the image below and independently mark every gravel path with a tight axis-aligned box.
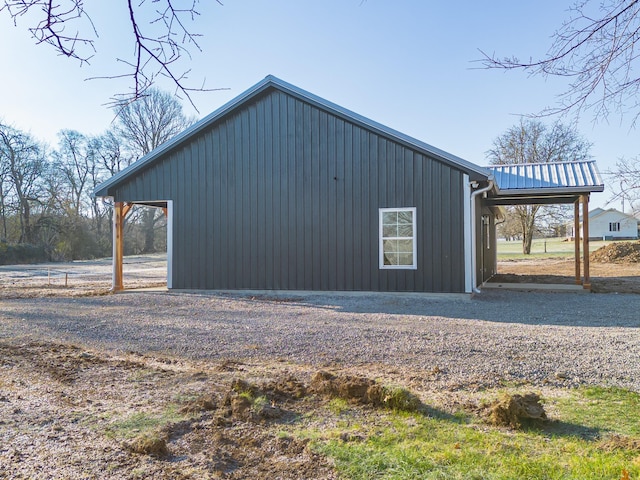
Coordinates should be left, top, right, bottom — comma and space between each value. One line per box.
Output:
1, 290, 639, 391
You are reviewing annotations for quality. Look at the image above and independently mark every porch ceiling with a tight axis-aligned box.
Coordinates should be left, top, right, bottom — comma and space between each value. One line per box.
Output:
129, 201, 168, 209
484, 194, 582, 206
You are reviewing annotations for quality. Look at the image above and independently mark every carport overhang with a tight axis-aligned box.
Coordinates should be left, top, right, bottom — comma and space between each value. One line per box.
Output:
109, 200, 169, 292
483, 161, 605, 291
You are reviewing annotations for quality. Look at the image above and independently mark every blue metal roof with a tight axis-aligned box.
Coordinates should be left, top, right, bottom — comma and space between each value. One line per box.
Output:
487, 160, 604, 195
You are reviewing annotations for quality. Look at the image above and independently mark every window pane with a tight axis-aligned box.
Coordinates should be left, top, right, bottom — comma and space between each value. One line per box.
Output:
397, 211, 413, 224
397, 253, 413, 265
382, 225, 398, 237
397, 224, 413, 237
384, 252, 399, 265
382, 212, 398, 225
383, 239, 398, 253
396, 239, 413, 253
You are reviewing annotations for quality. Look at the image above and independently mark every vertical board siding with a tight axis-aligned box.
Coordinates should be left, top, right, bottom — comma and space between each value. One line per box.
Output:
112, 88, 467, 292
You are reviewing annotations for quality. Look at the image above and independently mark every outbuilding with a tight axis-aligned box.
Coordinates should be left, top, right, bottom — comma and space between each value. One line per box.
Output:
568, 208, 639, 240
94, 76, 604, 294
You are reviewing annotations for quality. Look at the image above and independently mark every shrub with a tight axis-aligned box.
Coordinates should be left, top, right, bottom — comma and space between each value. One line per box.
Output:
0, 241, 48, 265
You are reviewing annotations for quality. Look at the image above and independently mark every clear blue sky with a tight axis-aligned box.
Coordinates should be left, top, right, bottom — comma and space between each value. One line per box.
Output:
1, 1, 636, 210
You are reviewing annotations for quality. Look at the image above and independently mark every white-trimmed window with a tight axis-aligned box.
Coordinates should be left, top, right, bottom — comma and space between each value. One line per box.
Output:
379, 207, 417, 269
609, 222, 621, 232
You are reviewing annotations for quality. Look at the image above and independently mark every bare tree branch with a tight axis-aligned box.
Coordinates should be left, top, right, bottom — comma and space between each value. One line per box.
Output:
606, 157, 640, 213
478, 0, 640, 125
1, 0, 226, 109
2, 1, 96, 61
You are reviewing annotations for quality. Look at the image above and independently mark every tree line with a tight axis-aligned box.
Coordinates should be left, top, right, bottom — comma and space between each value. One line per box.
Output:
0, 89, 195, 264
0, 102, 597, 265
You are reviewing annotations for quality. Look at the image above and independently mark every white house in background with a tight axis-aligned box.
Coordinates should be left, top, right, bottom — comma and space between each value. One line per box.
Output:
568, 208, 639, 240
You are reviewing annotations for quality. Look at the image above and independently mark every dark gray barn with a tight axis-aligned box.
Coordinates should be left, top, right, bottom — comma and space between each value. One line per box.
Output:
94, 76, 503, 293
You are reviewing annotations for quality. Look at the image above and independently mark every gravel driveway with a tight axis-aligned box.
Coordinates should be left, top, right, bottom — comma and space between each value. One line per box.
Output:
1, 290, 639, 391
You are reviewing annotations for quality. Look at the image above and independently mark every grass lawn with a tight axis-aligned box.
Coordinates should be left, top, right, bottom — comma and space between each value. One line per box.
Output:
497, 237, 632, 260
310, 386, 640, 480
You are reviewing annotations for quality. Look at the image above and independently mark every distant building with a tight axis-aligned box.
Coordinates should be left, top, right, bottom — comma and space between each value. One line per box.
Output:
568, 208, 639, 240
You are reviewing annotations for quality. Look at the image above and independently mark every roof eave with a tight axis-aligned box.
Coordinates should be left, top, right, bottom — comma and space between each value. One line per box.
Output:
494, 185, 605, 196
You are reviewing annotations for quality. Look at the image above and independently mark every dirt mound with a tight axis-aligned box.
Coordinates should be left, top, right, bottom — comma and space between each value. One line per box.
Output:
310, 371, 375, 403
179, 393, 218, 414
223, 372, 423, 417
126, 432, 169, 457
310, 371, 422, 412
484, 393, 547, 429
590, 241, 640, 263
264, 375, 308, 400
224, 378, 287, 422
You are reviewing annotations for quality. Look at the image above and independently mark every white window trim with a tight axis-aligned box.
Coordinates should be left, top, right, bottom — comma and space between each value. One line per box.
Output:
379, 207, 417, 270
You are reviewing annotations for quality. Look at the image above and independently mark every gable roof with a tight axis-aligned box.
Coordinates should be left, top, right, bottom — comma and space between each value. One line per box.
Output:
94, 75, 490, 197
589, 207, 605, 217
570, 208, 640, 224
588, 208, 639, 222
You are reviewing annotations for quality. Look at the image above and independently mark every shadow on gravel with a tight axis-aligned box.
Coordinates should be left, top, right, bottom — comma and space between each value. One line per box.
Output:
2, 290, 640, 331
298, 290, 640, 328
202, 290, 640, 328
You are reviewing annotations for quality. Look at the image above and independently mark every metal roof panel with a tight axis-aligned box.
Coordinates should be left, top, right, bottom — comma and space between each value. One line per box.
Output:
487, 160, 604, 195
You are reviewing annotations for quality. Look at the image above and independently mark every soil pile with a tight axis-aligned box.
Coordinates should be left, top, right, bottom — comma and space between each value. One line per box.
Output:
590, 241, 640, 263
310, 371, 423, 412
485, 393, 547, 429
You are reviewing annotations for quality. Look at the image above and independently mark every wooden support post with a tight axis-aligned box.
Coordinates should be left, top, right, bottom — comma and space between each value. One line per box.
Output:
574, 200, 581, 285
113, 202, 125, 291
582, 194, 591, 290
122, 202, 133, 218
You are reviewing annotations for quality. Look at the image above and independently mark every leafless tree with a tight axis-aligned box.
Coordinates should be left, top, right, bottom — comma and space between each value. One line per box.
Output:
0, 123, 47, 243
113, 87, 196, 253
86, 131, 128, 239
487, 118, 592, 254
480, 0, 640, 125
496, 209, 522, 241
0, 130, 10, 239
54, 129, 98, 216
114, 88, 196, 156
94, 130, 131, 177
1, 0, 224, 107
607, 156, 640, 214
